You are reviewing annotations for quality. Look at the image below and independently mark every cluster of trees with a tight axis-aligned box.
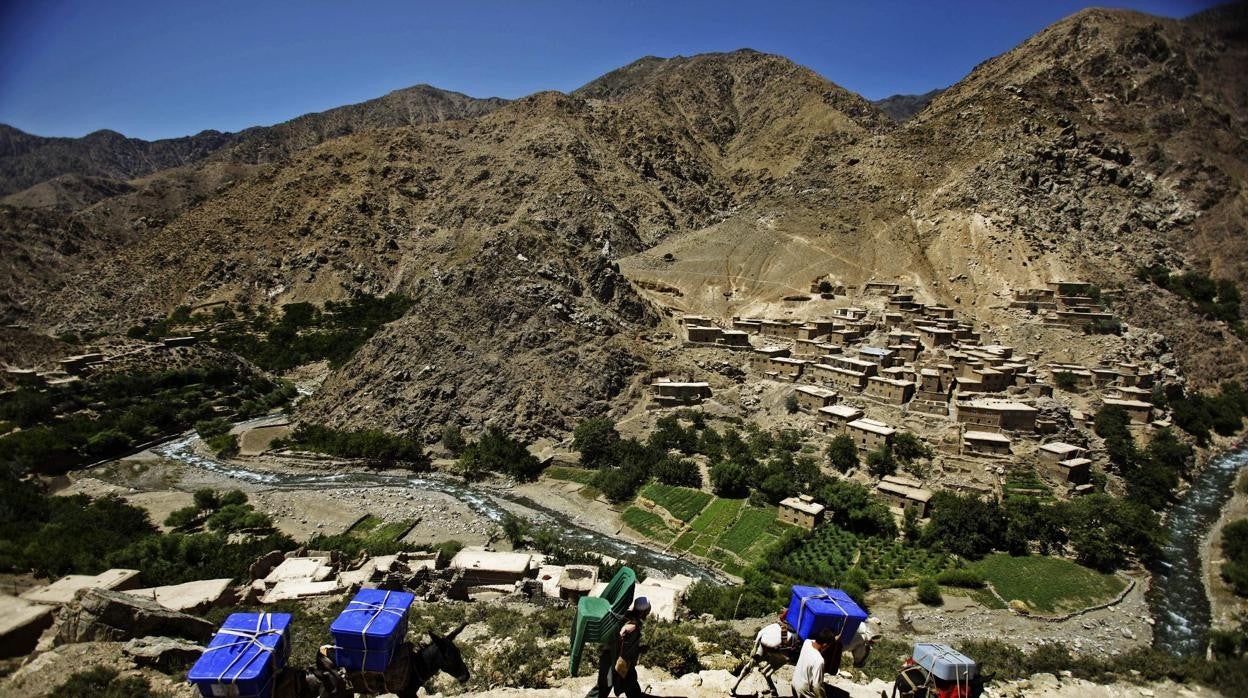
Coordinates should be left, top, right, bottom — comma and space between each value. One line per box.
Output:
572, 415, 708, 502
824, 431, 932, 479
1097, 405, 1196, 510
456, 427, 545, 482
131, 294, 415, 372
921, 490, 1161, 571
1168, 381, 1248, 445
276, 423, 430, 470
0, 367, 293, 475
1138, 265, 1243, 329
0, 473, 295, 584
572, 414, 825, 506
196, 418, 239, 457
165, 488, 274, 534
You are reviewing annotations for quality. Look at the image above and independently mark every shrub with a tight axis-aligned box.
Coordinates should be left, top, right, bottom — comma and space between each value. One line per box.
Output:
936, 568, 986, 588
784, 393, 799, 414
441, 425, 466, 456
52, 667, 156, 698
866, 446, 897, 478
645, 624, 701, 676
206, 433, 239, 458
710, 460, 749, 498
917, 576, 942, 605
1054, 372, 1079, 391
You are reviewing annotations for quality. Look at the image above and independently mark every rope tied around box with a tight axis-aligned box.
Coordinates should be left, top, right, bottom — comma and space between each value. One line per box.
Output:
206, 612, 285, 685
335, 590, 407, 667
794, 587, 852, 641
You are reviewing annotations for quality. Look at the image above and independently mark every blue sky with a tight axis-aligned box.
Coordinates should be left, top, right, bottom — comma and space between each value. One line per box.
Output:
0, 0, 1222, 141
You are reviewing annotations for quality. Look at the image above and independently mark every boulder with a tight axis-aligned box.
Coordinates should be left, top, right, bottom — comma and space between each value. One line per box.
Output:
53, 588, 214, 645
123, 636, 204, 670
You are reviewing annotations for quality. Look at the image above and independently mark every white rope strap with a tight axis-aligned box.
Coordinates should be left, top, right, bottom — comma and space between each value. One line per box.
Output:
206, 613, 285, 685
338, 591, 407, 664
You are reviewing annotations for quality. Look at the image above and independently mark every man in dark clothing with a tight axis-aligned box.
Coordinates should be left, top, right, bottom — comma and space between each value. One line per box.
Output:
585, 596, 651, 698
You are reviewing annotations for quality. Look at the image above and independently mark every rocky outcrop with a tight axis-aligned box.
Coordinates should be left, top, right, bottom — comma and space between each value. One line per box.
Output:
53, 588, 214, 645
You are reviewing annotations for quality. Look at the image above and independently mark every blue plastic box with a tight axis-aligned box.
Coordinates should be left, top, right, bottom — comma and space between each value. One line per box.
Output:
330, 588, 414, 672
188, 612, 292, 698
783, 586, 867, 642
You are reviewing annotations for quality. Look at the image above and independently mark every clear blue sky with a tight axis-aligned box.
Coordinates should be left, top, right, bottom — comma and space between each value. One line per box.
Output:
0, 0, 1223, 141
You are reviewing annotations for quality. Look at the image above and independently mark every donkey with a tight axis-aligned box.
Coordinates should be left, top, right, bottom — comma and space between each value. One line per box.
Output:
278, 623, 470, 698
731, 617, 881, 696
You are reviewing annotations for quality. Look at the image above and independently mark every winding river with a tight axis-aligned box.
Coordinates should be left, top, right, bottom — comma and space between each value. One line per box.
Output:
148, 417, 1248, 653
150, 422, 721, 583
1148, 442, 1248, 656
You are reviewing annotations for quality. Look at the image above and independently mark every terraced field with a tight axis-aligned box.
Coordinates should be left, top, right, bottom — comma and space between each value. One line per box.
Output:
545, 466, 596, 485
640, 483, 712, 522
621, 507, 679, 544
347, 515, 415, 545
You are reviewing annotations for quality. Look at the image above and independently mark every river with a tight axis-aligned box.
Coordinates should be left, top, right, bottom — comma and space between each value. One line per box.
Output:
150, 423, 722, 583
1148, 442, 1248, 656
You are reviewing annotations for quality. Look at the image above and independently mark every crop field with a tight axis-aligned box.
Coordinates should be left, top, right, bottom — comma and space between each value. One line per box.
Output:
629, 492, 794, 575
640, 483, 712, 522
544, 466, 596, 485
622, 507, 678, 544
347, 515, 414, 544
1002, 469, 1054, 501
779, 526, 953, 585
970, 554, 1126, 613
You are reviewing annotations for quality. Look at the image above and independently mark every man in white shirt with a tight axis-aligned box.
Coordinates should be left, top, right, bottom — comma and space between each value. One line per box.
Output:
790, 628, 842, 698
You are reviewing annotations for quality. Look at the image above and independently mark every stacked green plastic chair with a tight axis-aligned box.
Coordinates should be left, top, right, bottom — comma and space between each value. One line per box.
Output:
569, 567, 637, 676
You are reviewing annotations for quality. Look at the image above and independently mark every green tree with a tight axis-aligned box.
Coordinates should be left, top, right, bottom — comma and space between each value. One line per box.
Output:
710, 461, 750, 498
825, 435, 858, 473
573, 417, 620, 469
441, 425, 466, 456
866, 446, 897, 478
922, 491, 1004, 559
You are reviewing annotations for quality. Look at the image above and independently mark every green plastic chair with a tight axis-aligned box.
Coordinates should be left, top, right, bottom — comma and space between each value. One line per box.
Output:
569, 567, 637, 676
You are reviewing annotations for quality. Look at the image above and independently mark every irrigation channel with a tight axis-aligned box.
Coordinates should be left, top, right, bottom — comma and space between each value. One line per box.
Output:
150, 416, 722, 583
1149, 442, 1248, 656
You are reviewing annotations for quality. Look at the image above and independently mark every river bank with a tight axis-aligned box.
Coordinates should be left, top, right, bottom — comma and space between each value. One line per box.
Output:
1203, 465, 1248, 633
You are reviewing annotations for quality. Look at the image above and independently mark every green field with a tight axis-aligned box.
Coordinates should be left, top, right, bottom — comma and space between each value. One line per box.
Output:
347, 515, 414, 544
970, 554, 1126, 613
627, 490, 794, 574
640, 483, 712, 522
1002, 469, 1054, 502
622, 507, 679, 544
545, 466, 596, 485
779, 526, 953, 585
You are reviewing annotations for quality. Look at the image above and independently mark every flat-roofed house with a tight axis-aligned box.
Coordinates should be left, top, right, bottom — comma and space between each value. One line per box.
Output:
817, 404, 863, 432
1052, 457, 1092, 485
1101, 397, 1153, 424
768, 356, 808, 382
651, 381, 712, 407
794, 385, 838, 412
857, 346, 896, 368
876, 476, 933, 517
827, 355, 878, 377
750, 347, 791, 371
962, 430, 1012, 456
686, 326, 724, 344
864, 376, 915, 405
778, 495, 826, 530
846, 418, 895, 452
955, 399, 1038, 432
451, 549, 533, 587
917, 326, 955, 349
1038, 442, 1085, 464
720, 329, 751, 347
811, 363, 869, 393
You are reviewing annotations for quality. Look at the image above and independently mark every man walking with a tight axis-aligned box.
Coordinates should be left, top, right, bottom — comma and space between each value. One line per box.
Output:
791, 628, 842, 698
586, 596, 651, 698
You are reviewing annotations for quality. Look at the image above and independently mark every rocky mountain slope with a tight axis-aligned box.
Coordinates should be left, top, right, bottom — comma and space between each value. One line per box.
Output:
621, 5, 1248, 386
0, 86, 507, 198
872, 88, 946, 121
4, 6, 1246, 436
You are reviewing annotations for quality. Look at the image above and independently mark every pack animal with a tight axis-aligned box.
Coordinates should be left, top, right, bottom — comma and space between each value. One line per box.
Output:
731, 617, 881, 696
277, 623, 470, 698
